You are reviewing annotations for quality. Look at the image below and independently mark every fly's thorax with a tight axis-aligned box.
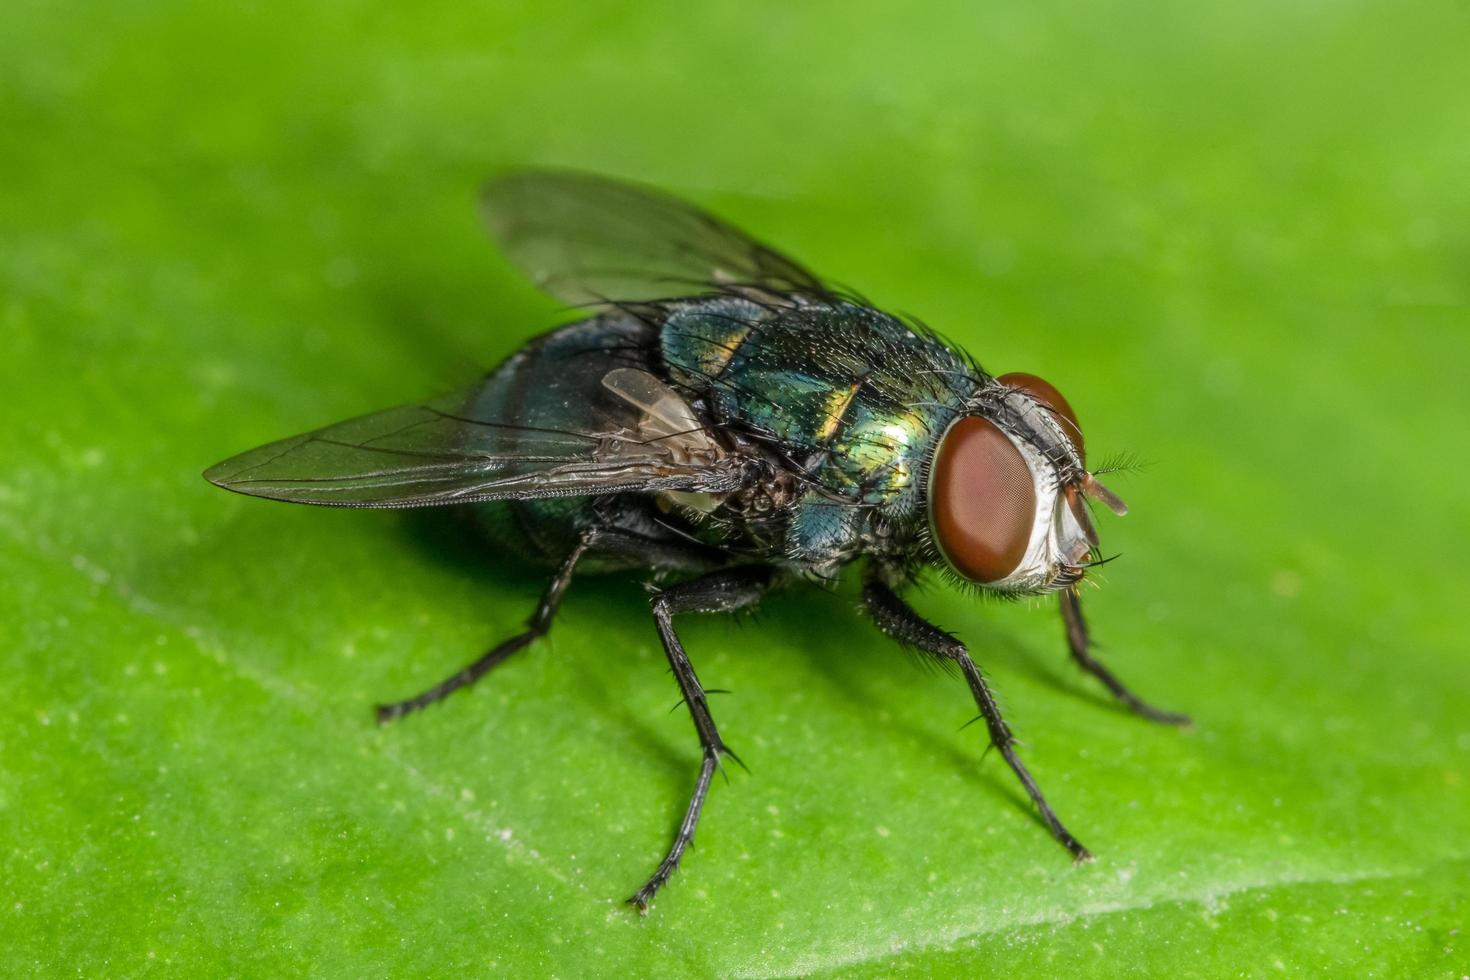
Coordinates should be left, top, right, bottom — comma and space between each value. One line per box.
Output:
926, 375, 1126, 595
659, 296, 774, 388
657, 297, 989, 570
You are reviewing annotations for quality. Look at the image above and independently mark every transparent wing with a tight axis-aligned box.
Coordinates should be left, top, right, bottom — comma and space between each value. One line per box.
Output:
204, 372, 750, 509
482, 170, 830, 304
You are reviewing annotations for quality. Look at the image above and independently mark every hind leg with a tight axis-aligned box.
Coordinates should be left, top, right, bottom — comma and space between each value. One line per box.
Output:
375, 527, 719, 723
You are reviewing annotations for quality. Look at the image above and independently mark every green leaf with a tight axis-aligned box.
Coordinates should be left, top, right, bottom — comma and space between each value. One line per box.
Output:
4, 1, 1468, 975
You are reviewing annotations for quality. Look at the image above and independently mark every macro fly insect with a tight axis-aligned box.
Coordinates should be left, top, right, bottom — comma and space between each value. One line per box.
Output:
206, 171, 1188, 911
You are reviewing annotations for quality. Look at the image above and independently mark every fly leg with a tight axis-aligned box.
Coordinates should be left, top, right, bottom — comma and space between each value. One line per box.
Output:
629, 565, 775, 912
376, 527, 723, 724
1060, 589, 1190, 726
374, 530, 598, 724
863, 576, 1091, 861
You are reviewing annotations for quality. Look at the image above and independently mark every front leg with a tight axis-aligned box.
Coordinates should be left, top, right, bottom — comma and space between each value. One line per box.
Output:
629, 565, 776, 912
862, 576, 1091, 861
1060, 589, 1190, 726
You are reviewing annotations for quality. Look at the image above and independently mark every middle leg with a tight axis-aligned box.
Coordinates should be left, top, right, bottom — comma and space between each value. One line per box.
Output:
628, 565, 776, 912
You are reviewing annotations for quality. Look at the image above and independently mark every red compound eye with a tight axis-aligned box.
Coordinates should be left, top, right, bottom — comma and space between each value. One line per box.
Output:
997, 372, 1084, 465
930, 415, 1036, 583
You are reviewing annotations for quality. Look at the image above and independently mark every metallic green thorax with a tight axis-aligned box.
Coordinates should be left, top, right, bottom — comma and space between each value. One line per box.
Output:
661, 297, 979, 572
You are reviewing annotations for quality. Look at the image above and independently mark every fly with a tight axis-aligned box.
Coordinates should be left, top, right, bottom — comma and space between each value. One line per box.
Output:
205, 171, 1189, 911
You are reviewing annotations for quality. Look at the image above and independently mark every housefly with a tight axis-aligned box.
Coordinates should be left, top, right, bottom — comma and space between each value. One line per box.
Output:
205, 171, 1188, 911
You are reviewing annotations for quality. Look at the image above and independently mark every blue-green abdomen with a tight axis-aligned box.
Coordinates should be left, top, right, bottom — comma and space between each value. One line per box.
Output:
467, 313, 661, 564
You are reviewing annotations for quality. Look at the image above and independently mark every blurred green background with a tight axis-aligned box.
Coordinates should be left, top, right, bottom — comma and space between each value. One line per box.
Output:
4, 0, 1469, 976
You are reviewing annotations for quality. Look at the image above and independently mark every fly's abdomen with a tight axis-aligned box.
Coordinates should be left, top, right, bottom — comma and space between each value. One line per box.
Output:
467, 313, 660, 562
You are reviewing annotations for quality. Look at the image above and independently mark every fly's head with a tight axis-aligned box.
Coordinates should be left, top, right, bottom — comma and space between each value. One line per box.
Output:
926, 373, 1128, 596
